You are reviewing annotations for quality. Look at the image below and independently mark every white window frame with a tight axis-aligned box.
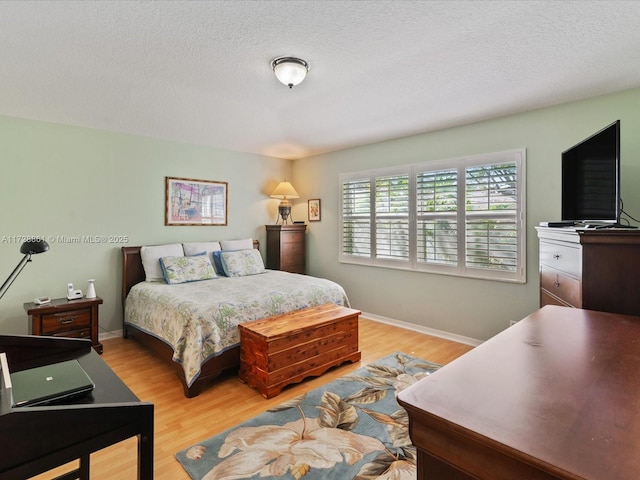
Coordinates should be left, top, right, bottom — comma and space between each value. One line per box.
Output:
339, 149, 526, 283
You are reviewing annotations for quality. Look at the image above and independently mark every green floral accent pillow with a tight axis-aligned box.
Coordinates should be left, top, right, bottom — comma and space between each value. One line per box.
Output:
159, 255, 217, 284
221, 249, 265, 277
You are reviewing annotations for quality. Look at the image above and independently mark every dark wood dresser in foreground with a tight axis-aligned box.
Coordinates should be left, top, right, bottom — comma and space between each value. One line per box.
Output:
536, 227, 640, 316
266, 224, 306, 274
398, 305, 640, 480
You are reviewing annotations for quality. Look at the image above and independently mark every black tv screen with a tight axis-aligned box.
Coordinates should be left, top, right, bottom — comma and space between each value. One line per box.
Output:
561, 120, 620, 224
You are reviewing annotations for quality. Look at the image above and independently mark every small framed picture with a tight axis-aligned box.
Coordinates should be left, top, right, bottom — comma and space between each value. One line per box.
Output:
308, 199, 321, 222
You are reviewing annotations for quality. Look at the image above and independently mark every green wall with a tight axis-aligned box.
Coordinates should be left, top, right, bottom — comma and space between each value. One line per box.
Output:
0, 117, 292, 335
2, 88, 639, 342
293, 87, 640, 340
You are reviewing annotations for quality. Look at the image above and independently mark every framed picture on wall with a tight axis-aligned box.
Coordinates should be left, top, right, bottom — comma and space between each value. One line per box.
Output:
165, 176, 228, 226
308, 199, 321, 222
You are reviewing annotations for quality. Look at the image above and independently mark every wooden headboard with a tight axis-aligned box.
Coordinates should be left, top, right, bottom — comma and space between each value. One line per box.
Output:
121, 240, 260, 308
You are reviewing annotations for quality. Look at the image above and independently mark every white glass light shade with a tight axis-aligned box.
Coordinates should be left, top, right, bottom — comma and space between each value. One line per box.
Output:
270, 181, 300, 200
272, 57, 309, 88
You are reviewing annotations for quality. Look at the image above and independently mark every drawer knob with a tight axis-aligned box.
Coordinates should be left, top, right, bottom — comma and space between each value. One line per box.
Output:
58, 317, 76, 325
554, 281, 560, 288
553, 253, 560, 260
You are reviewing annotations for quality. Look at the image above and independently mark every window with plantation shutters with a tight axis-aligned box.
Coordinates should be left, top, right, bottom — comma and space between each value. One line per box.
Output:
416, 168, 458, 266
465, 163, 519, 274
339, 149, 526, 283
375, 175, 409, 262
341, 178, 371, 258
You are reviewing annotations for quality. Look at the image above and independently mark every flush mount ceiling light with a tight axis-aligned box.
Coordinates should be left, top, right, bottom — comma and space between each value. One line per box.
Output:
271, 56, 309, 88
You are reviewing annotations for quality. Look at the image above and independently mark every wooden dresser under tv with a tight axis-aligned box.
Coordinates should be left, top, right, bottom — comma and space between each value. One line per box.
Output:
536, 226, 640, 316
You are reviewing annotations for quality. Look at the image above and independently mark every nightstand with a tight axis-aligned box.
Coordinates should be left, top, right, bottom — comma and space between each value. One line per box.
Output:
24, 296, 103, 353
266, 224, 306, 273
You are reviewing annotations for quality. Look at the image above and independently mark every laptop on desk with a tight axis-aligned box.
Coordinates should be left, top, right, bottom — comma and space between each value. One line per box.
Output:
9, 359, 95, 407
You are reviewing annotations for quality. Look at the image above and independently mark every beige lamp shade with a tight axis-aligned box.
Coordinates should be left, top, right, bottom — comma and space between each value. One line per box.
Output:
270, 181, 300, 200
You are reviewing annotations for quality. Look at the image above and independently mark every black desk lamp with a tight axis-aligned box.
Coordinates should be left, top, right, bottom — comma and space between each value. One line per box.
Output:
0, 240, 50, 300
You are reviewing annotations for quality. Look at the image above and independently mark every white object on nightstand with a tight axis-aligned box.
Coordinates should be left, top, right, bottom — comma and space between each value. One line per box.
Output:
86, 279, 96, 299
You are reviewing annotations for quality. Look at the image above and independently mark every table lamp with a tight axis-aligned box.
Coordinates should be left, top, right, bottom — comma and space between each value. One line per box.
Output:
270, 181, 299, 224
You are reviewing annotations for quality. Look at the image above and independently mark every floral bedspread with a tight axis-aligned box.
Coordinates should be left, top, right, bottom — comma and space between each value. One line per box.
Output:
124, 270, 350, 386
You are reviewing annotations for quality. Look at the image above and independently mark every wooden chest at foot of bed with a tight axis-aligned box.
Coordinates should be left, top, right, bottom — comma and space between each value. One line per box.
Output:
238, 303, 361, 398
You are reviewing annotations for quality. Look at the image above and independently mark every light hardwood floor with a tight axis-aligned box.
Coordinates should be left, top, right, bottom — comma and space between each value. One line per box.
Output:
32, 318, 473, 480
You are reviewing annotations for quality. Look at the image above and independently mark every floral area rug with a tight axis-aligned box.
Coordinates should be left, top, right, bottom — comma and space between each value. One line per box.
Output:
175, 352, 441, 480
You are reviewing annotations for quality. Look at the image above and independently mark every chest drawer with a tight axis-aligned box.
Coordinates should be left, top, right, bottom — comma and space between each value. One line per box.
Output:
282, 264, 305, 274
41, 309, 91, 335
282, 241, 304, 258
539, 240, 581, 277
541, 289, 572, 308
281, 231, 304, 244
540, 265, 582, 307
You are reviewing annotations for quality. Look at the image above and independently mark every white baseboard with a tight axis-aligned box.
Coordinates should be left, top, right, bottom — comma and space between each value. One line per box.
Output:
360, 311, 483, 347
99, 329, 122, 341
99, 317, 482, 348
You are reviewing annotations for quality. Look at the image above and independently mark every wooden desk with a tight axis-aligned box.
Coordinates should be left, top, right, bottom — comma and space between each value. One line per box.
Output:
0, 335, 154, 479
397, 306, 640, 480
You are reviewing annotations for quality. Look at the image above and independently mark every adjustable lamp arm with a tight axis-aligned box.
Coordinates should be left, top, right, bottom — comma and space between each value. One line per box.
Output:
0, 240, 49, 300
0, 254, 32, 300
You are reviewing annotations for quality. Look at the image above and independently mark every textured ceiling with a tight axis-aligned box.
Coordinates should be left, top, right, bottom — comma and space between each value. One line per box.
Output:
1, 1, 640, 160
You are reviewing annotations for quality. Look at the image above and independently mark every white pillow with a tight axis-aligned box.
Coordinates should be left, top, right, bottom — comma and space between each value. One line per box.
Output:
183, 241, 221, 256
140, 243, 184, 281
220, 238, 253, 251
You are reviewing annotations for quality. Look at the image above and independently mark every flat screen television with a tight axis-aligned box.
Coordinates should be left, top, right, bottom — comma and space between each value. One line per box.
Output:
561, 120, 620, 225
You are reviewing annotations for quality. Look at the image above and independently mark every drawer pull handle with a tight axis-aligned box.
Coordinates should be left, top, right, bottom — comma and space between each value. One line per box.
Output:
554, 281, 560, 288
553, 254, 560, 260
59, 317, 76, 325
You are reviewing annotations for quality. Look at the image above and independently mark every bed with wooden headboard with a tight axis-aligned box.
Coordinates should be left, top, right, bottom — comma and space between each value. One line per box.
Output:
121, 241, 350, 397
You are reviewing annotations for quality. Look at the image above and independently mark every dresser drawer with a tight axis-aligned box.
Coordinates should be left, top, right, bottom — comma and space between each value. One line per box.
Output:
540, 289, 572, 308
282, 241, 304, 258
50, 328, 92, 339
282, 263, 305, 274
281, 240, 305, 272
280, 255, 305, 270
539, 240, 581, 277
41, 309, 91, 335
540, 265, 582, 307
281, 231, 304, 244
